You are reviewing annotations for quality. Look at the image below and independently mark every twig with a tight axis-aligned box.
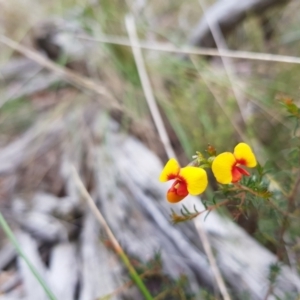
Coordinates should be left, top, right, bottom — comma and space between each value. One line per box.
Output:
125, 15, 176, 159
98, 270, 161, 300
77, 31, 295, 132
172, 199, 230, 223
200, 199, 230, 217
0, 34, 163, 156
197, 0, 247, 128
233, 183, 297, 219
0, 34, 120, 111
71, 166, 153, 300
77, 34, 300, 65
125, 14, 231, 300
207, 199, 230, 211
194, 220, 231, 300
154, 286, 187, 300
0, 66, 43, 109
263, 282, 274, 300
287, 173, 300, 210
277, 173, 300, 261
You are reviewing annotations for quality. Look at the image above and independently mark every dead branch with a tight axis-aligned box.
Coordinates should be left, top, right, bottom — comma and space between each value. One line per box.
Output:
189, 0, 290, 48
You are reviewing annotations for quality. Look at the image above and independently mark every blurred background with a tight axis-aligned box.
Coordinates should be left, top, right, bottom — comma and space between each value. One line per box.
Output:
0, 0, 300, 299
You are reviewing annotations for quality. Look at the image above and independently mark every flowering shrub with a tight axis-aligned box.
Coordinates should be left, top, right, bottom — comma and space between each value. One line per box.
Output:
159, 99, 300, 237
158, 98, 300, 297
160, 142, 257, 202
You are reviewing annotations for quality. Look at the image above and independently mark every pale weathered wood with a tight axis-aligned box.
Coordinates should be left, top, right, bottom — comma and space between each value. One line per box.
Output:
16, 231, 50, 300
0, 289, 23, 300
189, 0, 290, 48
0, 58, 41, 82
1, 105, 300, 299
47, 243, 78, 300
0, 243, 16, 271
0, 118, 64, 175
32, 193, 78, 217
192, 203, 300, 299
93, 117, 211, 293
93, 118, 300, 299
16, 211, 68, 243
2, 73, 58, 105
79, 210, 121, 300
0, 273, 20, 294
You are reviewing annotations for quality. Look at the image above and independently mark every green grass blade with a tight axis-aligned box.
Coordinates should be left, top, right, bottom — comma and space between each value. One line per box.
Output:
119, 251, 153, 300
0, 212, 57, 300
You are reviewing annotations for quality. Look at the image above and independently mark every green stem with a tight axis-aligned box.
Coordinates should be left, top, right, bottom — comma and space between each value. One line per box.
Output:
0, 212, 56, 300
119, 251, 153, 300
71, 166, 153, 300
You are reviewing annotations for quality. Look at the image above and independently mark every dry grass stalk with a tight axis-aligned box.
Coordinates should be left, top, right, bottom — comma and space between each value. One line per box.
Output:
125, 14, 231, 300
77, 34, 300, 65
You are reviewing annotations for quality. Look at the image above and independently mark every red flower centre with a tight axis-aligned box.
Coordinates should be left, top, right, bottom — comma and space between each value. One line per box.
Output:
231, 164, 250, 183
166, 178, 188, 203
170, 179, 188, 196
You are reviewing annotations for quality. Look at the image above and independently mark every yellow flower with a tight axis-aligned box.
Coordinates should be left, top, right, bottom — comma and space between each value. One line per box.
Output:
159, 158, 208, 203
212, 143, 257, 184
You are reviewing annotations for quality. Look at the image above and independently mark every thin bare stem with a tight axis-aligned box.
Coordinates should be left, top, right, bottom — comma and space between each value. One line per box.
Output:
124, 14, 231, 300
277, 173, 300, 261
287, 173, 300, 208
125, 15, 176, 159
263, 283, 275, 300
197, 0, 247, 128
71, 166, 153, 300
0, 34, 121, 111
0, 34, 161, 152
154, 287, 187, 300
194, 219, 232, 300
200, 199, 231, 217
98, 270, 161, 300
76, 31, 296, 132
77, 34, 300, 65
233, 183, 297, 219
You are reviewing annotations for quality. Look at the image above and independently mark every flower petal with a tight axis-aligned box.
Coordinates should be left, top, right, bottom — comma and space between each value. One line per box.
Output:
212, 152, 236, 184
234, 143, 257, 168
159, 158, 180, 182
167, 190, 186, 203
166, 181, 188, 203
231, 167, 242, 183
179, 167, 208, 195
236, 166, 250, 176
176, 182, 189, 196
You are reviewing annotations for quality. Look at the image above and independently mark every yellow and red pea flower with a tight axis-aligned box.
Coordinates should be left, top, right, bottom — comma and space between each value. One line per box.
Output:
159, 158, 208, 203
212, 143, 257, 184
